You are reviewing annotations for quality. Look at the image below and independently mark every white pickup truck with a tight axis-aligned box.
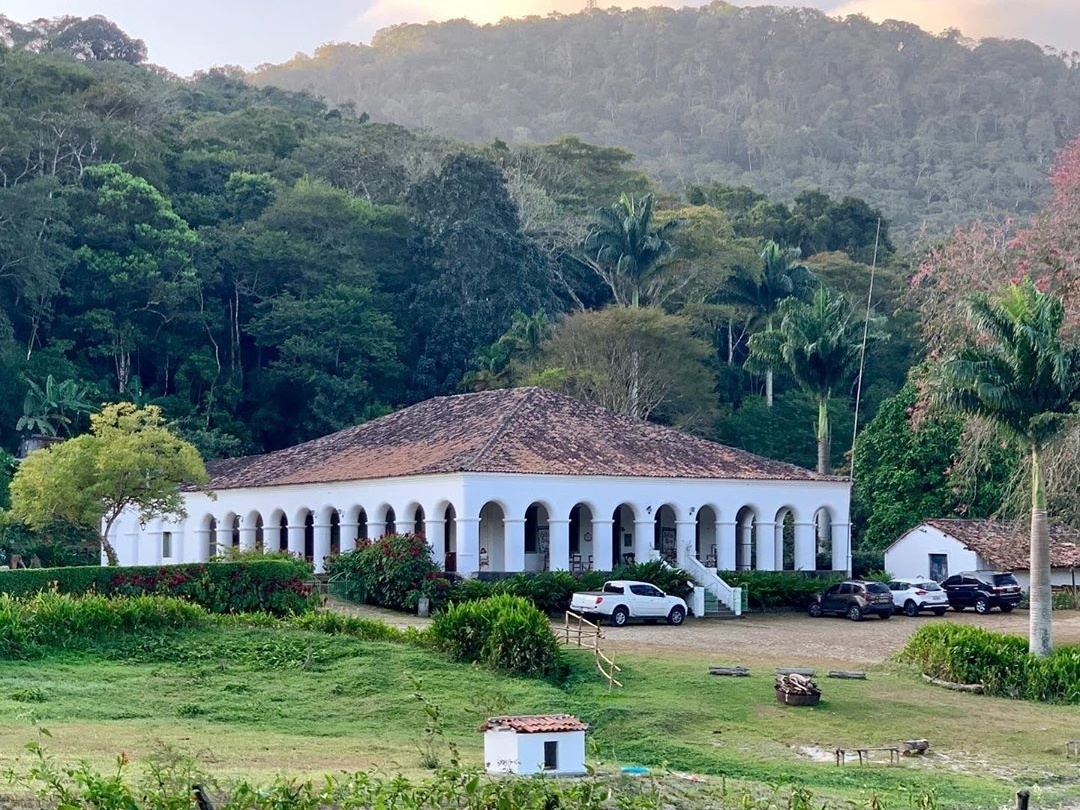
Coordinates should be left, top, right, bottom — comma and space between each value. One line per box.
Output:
569, 579, 688, 627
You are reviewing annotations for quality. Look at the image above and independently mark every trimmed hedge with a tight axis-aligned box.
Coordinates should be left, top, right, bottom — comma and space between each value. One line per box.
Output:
719, 570, 845, 611
899, 624, 1080, 703
0, 559, 316, 616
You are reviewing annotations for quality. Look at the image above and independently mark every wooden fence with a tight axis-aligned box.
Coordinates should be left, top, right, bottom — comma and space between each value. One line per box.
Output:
559, 611, 622, 689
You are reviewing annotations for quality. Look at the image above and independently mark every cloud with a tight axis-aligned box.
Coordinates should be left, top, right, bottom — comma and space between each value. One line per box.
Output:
347, 0, 709, 41
827, 0, 1080, 50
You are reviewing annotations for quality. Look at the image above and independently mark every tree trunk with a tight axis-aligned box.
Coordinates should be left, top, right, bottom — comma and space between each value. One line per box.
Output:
99, 530, 119, 566
1029, 444, 1053, 657
816, 396, 831, 475
765, 315, 774, 407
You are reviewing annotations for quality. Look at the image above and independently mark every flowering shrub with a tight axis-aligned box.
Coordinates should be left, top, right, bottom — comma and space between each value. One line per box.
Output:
0, 559, 316, 616
325, 533, 450, 612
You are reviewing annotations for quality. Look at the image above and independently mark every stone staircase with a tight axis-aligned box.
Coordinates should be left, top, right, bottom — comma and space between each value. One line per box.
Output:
701, 590, 740, 619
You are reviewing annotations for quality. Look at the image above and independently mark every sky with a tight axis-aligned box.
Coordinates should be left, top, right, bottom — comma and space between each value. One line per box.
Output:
3, 0, 1079, 75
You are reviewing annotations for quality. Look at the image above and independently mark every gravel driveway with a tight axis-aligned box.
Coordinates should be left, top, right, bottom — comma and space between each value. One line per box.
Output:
591, 609, 1080, 668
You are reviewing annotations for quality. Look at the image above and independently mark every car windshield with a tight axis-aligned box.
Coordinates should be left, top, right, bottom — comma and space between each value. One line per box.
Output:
865, 582, 889, 594
992, 574, 1019, 587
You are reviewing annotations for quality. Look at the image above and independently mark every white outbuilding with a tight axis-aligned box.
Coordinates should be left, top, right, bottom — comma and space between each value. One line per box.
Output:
885, 518, 1080, 591
107, 387, 854, 614
480, 714, 588, 776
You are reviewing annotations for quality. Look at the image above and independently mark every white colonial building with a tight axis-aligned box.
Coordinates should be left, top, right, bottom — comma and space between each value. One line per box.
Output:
885, 518, 1080, 591
108, 388, 852, 613
480, 714, 588, 776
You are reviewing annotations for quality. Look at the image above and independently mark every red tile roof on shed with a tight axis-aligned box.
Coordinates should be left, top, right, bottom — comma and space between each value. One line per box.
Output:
921, 519, 1080, 570
204, 387, 836, 490
479, 714, 589, 734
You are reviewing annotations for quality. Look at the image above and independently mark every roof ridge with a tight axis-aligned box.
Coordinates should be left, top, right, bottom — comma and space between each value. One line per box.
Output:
465, 387, 536, 469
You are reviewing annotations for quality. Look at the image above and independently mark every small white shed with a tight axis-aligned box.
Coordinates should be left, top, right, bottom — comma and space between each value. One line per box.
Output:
480, 714, 588, 776
885, 519, 1080, 591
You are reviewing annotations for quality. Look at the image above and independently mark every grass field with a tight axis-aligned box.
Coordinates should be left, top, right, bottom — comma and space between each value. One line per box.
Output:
2, 619, 1079, 808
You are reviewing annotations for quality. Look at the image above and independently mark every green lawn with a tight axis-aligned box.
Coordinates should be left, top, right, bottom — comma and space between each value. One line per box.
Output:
1, 622, 1078, 808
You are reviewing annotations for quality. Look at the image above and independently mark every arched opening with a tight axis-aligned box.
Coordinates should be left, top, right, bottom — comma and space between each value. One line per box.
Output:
304, 511, 314, 562
815, 507, 834, 571
443, 505, 457, 572
654, 504, 677, 566
735, 506, 756, 571
696, 506, 718, 567
384, 506, 396, 536
276, 513, 288, 552
355, 507, 368, 542
204, 515, 217, 560
254, 514, 265, 551
774, 507, 796, 571
413, 505, 426, 537
330, 510, 341, 556
611, 503, 634, 568
569, 503, 594, 572
230, 514, 240, 551
524, 502, 550, 572
479, 501, 506, 572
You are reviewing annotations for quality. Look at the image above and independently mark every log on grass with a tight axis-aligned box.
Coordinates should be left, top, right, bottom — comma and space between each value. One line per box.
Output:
921, 674, 984, 693
709, 666, 751, 677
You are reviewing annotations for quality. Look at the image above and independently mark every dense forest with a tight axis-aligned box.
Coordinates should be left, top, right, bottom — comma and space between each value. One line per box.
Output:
253, 2, 1080, 240
4, 12, 1078, 569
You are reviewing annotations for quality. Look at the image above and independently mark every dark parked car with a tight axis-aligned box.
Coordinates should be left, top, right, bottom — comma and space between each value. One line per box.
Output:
940, 571, 1023, 614
808, 580, 894, 621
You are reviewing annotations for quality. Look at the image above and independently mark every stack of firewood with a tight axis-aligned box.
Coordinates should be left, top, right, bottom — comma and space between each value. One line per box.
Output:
775, 672, 821, 696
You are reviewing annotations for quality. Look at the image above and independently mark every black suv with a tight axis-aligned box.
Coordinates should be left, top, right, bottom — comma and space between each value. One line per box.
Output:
808, 580, 894, 621
940, 571, 1023, 614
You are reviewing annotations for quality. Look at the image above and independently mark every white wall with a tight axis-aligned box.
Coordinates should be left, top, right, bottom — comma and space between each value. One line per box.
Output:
111, 470, 852, 576
884, 526, 978, 580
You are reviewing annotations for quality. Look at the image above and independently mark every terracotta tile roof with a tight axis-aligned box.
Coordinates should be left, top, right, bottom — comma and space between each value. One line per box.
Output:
479, 714, 589, 734
921, 518, 1080, 570
204, 387, 835, 490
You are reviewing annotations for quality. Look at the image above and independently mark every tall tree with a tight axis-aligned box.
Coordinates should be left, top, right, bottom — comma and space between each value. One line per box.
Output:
746, 285, 883, 474
9, 403, 208, 565
930, 279, 1080, 657
729, 241, 815, 406
582, 193, 678, 308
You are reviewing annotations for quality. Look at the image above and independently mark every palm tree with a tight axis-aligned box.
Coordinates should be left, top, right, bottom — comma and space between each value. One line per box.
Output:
746, 284, 883, 475
727, 241, 815, 406
932, 278, 1080, 657
583, 193, 677, 308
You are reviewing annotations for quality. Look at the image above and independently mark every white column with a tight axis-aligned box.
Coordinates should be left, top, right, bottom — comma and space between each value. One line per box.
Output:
833, 522, 851, 574
633, 519, 654, 563
214, 519, 233, 559
504, 518, 526, 572
145, 518, 163, 566
339, 518, 359, 555
738, 521, 753, 571
592, 518, 614, 572
313, 521, 332, 574
239, 515, 258, 553
287, 522, 305, 560
774, 522, 785, 571
755, 521, 777, 571
548, 518, 570, 571
367, 520, 386, 541
675, 520, 696, 569
718, 520, 737, 571
457, 517, 480, 574
190, 527, 211, 563
794, 521, 816, 571
424, 518, 445, 568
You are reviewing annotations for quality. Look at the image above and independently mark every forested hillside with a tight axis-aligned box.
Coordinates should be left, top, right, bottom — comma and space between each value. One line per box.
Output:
253, 2, 1080, 240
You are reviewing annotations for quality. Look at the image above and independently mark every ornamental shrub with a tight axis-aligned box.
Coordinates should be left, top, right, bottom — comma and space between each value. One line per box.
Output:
719, 571, 845, 611
430, 594, 561, 677
325, 534, 450, 612
0, 559, 316, 616
899, 624, 1080, 703
0, 592, 206, 658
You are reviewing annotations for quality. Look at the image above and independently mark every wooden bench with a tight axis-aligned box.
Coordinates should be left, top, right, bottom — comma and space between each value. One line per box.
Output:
834, 747, 900, 766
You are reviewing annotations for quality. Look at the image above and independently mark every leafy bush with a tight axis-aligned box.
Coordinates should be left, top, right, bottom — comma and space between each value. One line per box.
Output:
0, 559, 316, 616
430, 594, 561, 677
290, 610, 429, 646
719, 571, 844, 611
899, 624, 1080, 703
0, 592, 207, 658
325, 534, 450, 612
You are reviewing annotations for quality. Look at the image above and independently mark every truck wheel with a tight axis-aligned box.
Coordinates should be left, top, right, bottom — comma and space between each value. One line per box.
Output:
610, 606, 630, 627
667, 606, 686, 626
903, 600, 919, 617
808, 603, 823, 618
974, 596, 990, 615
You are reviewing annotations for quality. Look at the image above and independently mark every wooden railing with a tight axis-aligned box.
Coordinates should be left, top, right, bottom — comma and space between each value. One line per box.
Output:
560, 611, 622, 689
